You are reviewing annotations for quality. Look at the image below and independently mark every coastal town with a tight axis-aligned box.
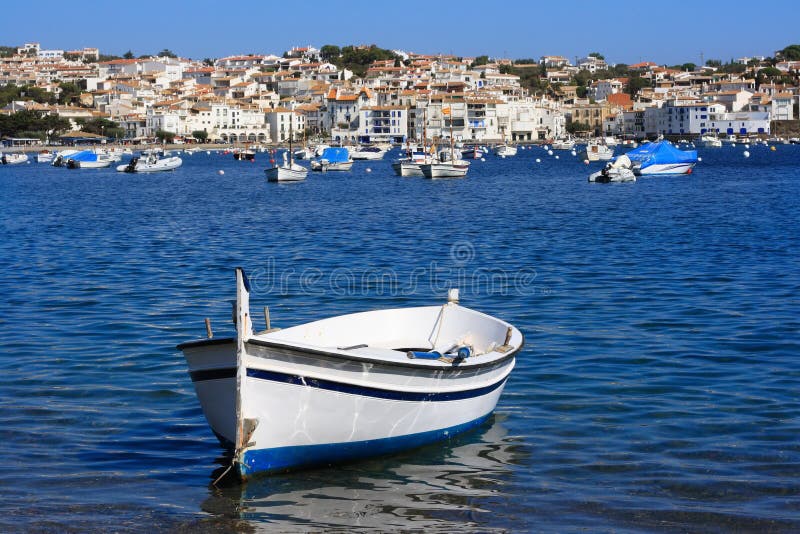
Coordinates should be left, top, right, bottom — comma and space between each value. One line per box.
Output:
1, 41, 799, 148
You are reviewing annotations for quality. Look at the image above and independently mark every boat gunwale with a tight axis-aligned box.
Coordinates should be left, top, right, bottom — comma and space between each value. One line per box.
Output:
178, 334, 523, 372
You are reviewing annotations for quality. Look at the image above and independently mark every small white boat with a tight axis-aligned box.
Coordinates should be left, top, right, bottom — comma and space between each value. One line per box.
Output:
292, 147, 314, 160
698, 134, 722, 148
266, 151, 308, 182
1, 152, 29, 165
588, 155, 636, 183
420, 148, 470, 179
36, 150, 55, 163
551, 138, 575, 150
178, 268, 522, 479
494, 144, 518, 157
585, 139, 614, 161
61, 149, 113, 169
349, 145, 387, 160
310, 147, 353, 172
116, 154, 183, 173
391, 150, 430, 177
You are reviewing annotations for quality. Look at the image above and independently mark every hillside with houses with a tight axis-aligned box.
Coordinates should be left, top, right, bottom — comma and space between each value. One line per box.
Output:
2, 41, 799, 147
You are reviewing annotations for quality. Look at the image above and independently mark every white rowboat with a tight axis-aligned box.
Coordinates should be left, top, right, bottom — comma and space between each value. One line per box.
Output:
178, 268, 522, 479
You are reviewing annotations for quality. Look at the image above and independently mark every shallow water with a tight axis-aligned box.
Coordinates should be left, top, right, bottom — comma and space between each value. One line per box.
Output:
1, 144, 798, 532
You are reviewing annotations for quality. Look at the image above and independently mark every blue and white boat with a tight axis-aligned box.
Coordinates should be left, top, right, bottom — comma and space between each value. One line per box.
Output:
310, 147, 353, 171
62, 149, 112, 169
178, 268, 522, 479
625, 141, 698, 175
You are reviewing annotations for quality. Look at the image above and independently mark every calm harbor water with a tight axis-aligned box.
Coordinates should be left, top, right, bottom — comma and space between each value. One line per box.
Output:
1, 144, 798, 532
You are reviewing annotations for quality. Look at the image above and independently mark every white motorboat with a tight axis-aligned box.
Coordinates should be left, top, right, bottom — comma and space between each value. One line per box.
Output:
349, 146, 387, 160
551, 138, 575, 150
36, 150, 55, 163
116, 154, 183, 173
1, 152, 29, 165
698, 134, 722, 148
310, 147, 353, 172
588, 155, 636, 183
266, 151, 308, 182
178, 268, 523, 479
585, 139, 614, 161
625, 141, 697, 175
494, 144, 518, 157
292, 147, 314, 160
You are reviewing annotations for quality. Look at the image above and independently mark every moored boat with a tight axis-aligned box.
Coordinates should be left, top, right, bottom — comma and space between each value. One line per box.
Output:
588, 155, 636, 183
310, 147, 353, 172
177, 268, 523, 479
349, 145, 387, 160
1, 152, 29, 165
494, 144, 518, 157
116, 154, 183, 173
266, 152, 308, 182
585, 139, 614, 161
625, 141, 698, 175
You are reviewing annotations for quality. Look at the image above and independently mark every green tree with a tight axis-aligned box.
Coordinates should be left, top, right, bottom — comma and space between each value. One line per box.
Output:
320, 45, 341, 61
0, 46, 16, 57
0, 110, 71, 139
155, 129, 175, 143
627, 75, 650, 96
123, 50, 134, 59
76, 117, 123, 138
57, 82, 83, 105
706, 59, 722, 68
566, 121, 592, 134
192, 130, 209, 142
203, 58, 215, 66
778, 44, 800, 60
589, 52, 605, 60
470, 55, 489, 68
158, 49, 177, 58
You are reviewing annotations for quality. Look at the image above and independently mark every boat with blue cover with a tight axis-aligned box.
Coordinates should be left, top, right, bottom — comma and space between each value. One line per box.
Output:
177, 268, 523, 479
310, 147, 353, 171
625, 140, 698, 175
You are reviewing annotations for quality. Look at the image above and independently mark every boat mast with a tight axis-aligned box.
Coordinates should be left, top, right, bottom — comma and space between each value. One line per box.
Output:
288, 111, 293, 166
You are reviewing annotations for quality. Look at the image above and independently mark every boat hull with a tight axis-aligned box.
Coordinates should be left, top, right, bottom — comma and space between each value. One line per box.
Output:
391, 161, 424, 177
181, 337, 514, 477
420, 162, 469, 178
265, 165, 308, 182
637, 162, 695, 175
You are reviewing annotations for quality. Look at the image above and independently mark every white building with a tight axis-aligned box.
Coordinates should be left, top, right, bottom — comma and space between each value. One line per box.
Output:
266, 108, 303, 143
358, 106, 408, 144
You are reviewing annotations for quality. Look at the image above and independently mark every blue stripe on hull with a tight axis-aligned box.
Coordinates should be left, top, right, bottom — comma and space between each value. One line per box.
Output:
246, 368, 508, 402
239, 413, 492, 477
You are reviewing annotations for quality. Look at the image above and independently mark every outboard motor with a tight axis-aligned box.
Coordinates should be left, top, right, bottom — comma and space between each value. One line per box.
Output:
124, 156, 139, 173
1, 154, 7, 165
53, 155, 63, 167
67, 159, 79, 169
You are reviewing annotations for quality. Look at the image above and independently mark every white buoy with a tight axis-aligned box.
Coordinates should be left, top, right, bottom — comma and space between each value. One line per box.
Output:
543, 145, 549, 151
555, 155, 559, 159
535, 158, 541, 163
744, 144, 750, 149
583, 159, 589, 165
218, 170, 225, 175
481, 157, 486, 161
207, 151, 211, 155
366, 168, 372, 172
743, 151, 750, 158
698, 156, 703, 162
547, 150, 553, 156
571, 150, 577, 156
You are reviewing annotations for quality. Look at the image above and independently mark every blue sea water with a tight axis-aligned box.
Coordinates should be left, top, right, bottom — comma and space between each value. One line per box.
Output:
0, 144, 798, 532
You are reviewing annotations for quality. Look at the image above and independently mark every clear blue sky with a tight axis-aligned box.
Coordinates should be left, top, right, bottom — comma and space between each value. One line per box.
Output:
2, 0, 796, 66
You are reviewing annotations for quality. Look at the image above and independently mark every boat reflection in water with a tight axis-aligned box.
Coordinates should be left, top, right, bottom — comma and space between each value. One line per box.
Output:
200, 417, 526, 531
